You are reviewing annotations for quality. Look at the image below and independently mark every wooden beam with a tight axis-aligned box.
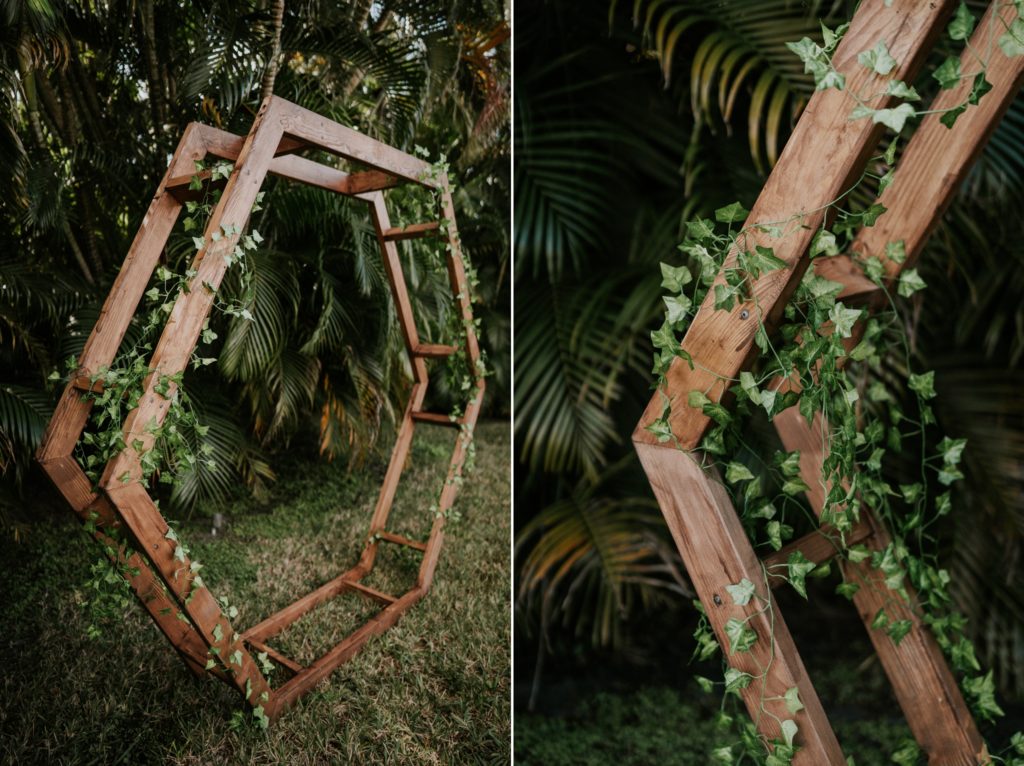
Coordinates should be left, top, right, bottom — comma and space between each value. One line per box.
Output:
383, 222, 441, 241
633, 0, 953, 449
411, 411, 462, 428
270, 97, 435, 187
342, 170, 402, 194
376, 531, 428, 552
341, 579, 397, 606
413, 343, 457, 358
100, 97, 286, 487
761, 519, 874, 582
815, 1, 1024, 302
244, 638, 304, 675
635, 443, 845, 763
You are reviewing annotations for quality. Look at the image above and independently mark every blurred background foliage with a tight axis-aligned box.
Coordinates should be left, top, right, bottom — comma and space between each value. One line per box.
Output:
513, 0, 1024, 715
0, 0, 509, 523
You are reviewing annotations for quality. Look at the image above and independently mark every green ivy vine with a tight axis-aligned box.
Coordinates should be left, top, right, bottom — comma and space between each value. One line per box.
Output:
646, 6, 1024, 764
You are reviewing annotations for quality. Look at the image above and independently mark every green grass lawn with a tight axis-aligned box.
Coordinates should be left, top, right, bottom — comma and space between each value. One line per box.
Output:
0, 420, 510, 766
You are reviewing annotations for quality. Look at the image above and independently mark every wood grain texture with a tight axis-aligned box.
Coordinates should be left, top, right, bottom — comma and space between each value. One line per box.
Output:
106, 481, 272, 707
773, 405, 987, 764
37, 124, 206, 462
634, 442, 845, 764
100, 97, 286, 487
273, 97, 435, 186
816, 1, 1024, 301
383, 221, 441, 241
634, 0, 953, 448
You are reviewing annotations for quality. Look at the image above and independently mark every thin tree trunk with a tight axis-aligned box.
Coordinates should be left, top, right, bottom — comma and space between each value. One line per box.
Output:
139, 0, 167, 127
259, 0, 285, 103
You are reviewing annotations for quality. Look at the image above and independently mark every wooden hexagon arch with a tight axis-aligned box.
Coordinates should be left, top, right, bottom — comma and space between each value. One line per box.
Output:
36, 96, 486, 722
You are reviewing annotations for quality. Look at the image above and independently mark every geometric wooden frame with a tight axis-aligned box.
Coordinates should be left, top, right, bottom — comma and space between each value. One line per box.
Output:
633, 2, 1023, 763
35, 96, 486, 722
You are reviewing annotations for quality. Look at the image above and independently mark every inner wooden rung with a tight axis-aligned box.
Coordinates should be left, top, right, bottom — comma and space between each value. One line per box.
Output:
761, 518, 875, 588
383, 221, 441, 241
71, 375, 105, 393
413, 343, 457, 358
411, 411, 461, 428
341, 578, 397, 605
376, 530, 428, 552
245, 637, 304, 675
165, 169, 226, 202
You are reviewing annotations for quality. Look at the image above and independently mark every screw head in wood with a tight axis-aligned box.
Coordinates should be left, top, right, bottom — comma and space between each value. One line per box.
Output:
713, 594, 723, 606
740, 309, 750, 320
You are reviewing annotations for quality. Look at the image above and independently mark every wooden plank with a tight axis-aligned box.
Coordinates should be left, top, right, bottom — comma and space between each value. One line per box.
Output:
634, 442, 845, 763
36, 124, 206, 462
38, 456, 211, 676
244, 638, 303, 675
165, 169, 226, 202
341, 578, 397, 605
410, 411, 462, 428
266, 588, 425, 719
439, 183, 483, 366
100, 96, 286, 487
196, 122, 305, 160
358, 387, 427, 572
242, 563, 369, 642
105, 481, 272, 708
271, 97, 436, 187
376, 531, 428, 552
383, 221, 441, 241
772, 406, 987, 762
816, 1, 1024, 302
633, 0, 953, 449
366, 192, 429, 385
761, 520, 874, 584
342, 170, 402, 195
413, 343, 457, 358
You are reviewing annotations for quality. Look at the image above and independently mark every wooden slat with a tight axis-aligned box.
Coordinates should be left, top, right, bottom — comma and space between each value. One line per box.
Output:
342, 170, 402, 195
70, 375, 104, 393
761, 519, 874, 584
106, 481, 271, 707
413, 343, 457, 358
439, 183, 483, 366
100, 97, 287, 487
271, 97, 436, 187
38, 456, 211, 677
266, 588, 425, 719
634, 443, 845, 762
411, 411, 461, 428
816, 1, 1024, 302
244, 638, 304, 675
376, 531, 428, 552
366, 192, 429, 385
165, 169, 225, 202
383, 221, 441, 241
341, 578, 397, 605
633, 0, 953, 449
242, 563, 369, 643
37, 124, 207, 462
773, 408, 987, 762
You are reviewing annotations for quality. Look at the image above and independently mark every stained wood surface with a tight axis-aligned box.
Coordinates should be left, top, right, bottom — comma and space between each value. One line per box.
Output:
635, 443, 845, 764
100, 97, 286, 487
633, 0, 953, 448
816, 1, 1024, 301
760, 518, 874, 583
37, 95, 485, 722
383, 221, 441, 241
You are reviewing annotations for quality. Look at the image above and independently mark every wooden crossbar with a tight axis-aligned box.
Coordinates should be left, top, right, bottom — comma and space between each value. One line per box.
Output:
36, 95, 486, 723
632, 2, 1023, 763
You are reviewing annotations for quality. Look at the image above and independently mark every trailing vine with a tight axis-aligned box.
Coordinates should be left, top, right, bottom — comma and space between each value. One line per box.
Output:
645, 6, 1024, 764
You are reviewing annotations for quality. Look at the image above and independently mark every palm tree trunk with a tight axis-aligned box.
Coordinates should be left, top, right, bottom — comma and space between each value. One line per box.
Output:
139, 0, 167, 127
259, 0, 285, 103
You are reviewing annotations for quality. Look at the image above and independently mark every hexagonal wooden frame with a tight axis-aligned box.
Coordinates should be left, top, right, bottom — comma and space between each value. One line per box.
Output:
36, 96, 485, 722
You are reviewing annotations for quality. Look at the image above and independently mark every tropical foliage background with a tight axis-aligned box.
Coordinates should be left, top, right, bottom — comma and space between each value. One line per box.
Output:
514, 0, 1024, 729
0, 0, 510, 523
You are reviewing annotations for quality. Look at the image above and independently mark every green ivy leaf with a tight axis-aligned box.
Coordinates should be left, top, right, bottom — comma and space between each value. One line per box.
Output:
664, 295, 692, 324
937, 436, 967, 466
897, 268, 926, 297
872, 103, 916, 133
940, 103, 969, 129
660, 262, 693, 292
933, 57, 962, 89
724, 667, 752, 694
715, 202, 749, 224
828, 302, 861, 338
999, 18, 1024, 57
948, 2, 975, 40
886, 240, 906, 264
885, 79, 920, 101
724, 618, 757, 653
696, 675, 715, 694
963, 671, 1005, 721
784, 686, 804, 714
725, 463, 755, 484
858, 40, 897, 75
810, 229, 839, 258
908, 371, 936, 399
887, 619, 913, 645
688, 390, 711, 409
780, 719, 798, 748
969, 72, 993, 105
714, 284, 737, 312
786, 551, 817, 599
725, 578, 756, 605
